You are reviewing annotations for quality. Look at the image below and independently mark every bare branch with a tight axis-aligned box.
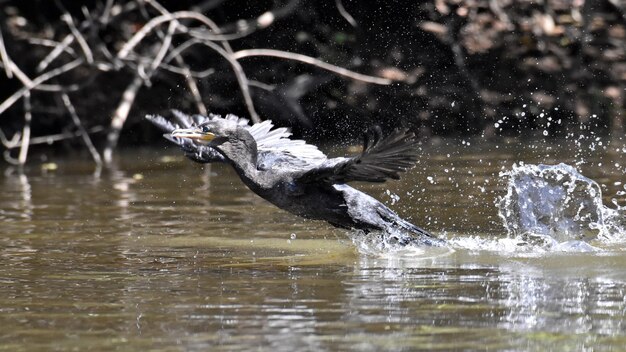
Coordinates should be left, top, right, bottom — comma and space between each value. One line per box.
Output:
0, 128, 20, 148
0, 27, 36, 87
0, 52, 33, 87
174, 56, 207, 115
0, 27, 14, 78
61, 93, 103, 167
248, 80, 276, 91
37, 35, 75, 72
161, 37, 200, 63
191, 39, 260, 123
26, 126, 104, 146
143, 0, 238, 52
117, 11, 241, 60
100, 0, 115, 24
0, 58, 83, 116
3, 150, 20, 165
26, 37, 77, 56
17, 92, 32, 166
103, 74, 144, 164
159, 61, 215, 78
1, 0, 411, 166
336, 0, 358, 28
61, 13, 94, 64
2, 52, 77, 92
233, 49, 393, 85
148, 20, 177, 79
159, 34, 258, 120
140, 0, 208, 114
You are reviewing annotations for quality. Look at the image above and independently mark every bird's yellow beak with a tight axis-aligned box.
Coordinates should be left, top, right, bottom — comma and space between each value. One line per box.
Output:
171, 127, 215, 144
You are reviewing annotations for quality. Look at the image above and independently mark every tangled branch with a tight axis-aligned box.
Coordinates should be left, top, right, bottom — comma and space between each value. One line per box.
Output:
0, 0, 397, 168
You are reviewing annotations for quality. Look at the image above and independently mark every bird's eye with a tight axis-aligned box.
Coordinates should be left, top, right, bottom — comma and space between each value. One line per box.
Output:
201, 125, 210, 133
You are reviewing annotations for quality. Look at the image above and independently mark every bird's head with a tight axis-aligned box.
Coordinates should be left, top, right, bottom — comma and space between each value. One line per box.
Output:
171, 118, 257, 166
171, 119, 239, 146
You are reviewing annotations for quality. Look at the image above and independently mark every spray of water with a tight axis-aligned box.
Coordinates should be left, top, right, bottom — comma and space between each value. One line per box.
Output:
497, 163, 625, 248
349, 229, 455, 258
352, 163, 624, 256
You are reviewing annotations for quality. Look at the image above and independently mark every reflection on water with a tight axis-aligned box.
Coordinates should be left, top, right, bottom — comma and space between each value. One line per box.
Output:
0, 139, 625, 350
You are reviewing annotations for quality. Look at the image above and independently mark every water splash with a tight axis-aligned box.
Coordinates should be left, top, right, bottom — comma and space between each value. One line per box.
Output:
349, 229, 454, 258
497, 163, 625, 248
349, 230, 420, 255
352, 163, 624, 257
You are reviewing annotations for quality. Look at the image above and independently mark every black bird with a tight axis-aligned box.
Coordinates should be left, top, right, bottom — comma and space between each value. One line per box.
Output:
147, 111, 443, 246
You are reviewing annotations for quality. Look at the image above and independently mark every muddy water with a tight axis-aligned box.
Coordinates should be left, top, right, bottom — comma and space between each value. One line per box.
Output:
1, 138, 625, 351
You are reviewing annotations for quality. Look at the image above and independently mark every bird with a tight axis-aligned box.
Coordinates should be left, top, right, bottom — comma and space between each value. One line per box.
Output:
146, 111, 443, 246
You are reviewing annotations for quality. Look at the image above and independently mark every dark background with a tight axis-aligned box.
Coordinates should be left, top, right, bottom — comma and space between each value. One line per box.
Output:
0, 0, 624, 162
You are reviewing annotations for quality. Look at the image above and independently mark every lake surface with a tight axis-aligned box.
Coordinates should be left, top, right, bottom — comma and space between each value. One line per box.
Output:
1, 138, 625, 351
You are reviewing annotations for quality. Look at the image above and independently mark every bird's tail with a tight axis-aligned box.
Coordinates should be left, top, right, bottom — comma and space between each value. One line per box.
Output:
393, 218, 445, 246
376, 205, 445, 246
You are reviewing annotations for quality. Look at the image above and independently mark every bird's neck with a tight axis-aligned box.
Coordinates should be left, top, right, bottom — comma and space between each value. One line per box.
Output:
216, 135, 264, 187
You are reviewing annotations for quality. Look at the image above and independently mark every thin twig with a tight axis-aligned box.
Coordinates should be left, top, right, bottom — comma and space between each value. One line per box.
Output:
248, 80, 276, 91
2, 53, 78, 92
141, 0, 256, 119
17, 92, 32, 166
148, 20, 177, 78
61, 13, 94, 64
100, 0, 115, 24
174, 55, 207, 114
232, 49, 392, 85
37, 34, 74, 72
0, 27, 14, 78
1, 51, 77, 92
192, 39, 260, 122
0, 128, 20, 148
186, 26, 251, 44
0, 58, 83, 116
139, 1, 255, 119
3, 150, 19, 165
3, 125, 104, 167
103, 74, 143, 164
143, 0, 236, 53
1, 33, 80, 91
140, 1, 207, 114
61, 93, 103, 166
335, 0, 358, 28
117, 11, 240, 60
161, 38, 202, 63
0, 52, 33, 87
159, 61, 215, 78
26, 37, 77, 56
81, 6, 92, 20
0, 28, 36, 87
25, 126, 104, 146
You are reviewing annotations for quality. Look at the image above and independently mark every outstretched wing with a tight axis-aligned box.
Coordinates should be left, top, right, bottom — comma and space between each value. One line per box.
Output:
298, 126, 421, 184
